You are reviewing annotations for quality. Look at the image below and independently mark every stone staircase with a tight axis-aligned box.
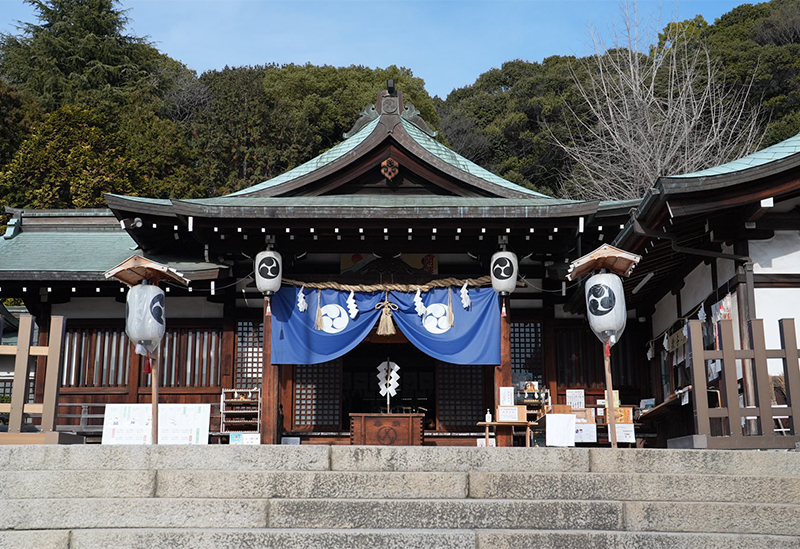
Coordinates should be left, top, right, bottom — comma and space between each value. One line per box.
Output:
1, 445, 799, 548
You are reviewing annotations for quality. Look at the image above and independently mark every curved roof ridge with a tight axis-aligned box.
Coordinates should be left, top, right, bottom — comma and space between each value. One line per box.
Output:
225, 117, 382, 197
668, 131, 800, 179
399, 118, 550, 198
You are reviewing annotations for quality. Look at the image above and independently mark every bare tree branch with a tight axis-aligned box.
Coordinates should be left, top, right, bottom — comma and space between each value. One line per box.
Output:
557, 2, 764, 201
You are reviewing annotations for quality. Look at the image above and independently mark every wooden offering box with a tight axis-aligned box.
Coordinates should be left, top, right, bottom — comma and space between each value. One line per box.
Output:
349, 413, 424, 446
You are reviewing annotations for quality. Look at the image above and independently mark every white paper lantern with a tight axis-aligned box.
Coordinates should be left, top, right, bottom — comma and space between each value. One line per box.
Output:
255, 250, 282, 295
585, 273, 627, 346
126, 283, 166, 356
490, 251, 518, 295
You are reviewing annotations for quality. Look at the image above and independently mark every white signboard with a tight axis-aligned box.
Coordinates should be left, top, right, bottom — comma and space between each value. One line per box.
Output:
575, 422, 597, 443
102, 404, 151, 445
499, 386, 515, 406
615, 423, 636, 444
231, 433, 261, 445
102, 404, 210, 445
159, 404, 210, 445
497, 406, 520, 422
565, 389, 585, 410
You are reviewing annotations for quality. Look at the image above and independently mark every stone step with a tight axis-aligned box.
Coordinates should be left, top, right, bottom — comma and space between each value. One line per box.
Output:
2, 445, 799, 476
4, 468, 796, 505
268, 498, 800, 535
470, 471, 800, 504
7, 497, 796, 535
12, 528, 797, 549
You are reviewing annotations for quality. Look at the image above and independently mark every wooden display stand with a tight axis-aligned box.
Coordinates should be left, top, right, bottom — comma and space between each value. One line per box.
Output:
349, 413, 424, 446
220, 388, 261, 434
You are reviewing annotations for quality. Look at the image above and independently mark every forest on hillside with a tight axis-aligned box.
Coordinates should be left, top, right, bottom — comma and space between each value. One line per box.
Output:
1, 0, 800, 222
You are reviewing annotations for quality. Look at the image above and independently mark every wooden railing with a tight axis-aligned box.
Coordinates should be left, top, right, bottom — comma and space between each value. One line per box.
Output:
686, 319, 800, 449
0, 316, 77, 444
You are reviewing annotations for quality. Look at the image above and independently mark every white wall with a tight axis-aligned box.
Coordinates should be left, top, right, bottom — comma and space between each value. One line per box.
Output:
680, 261, 712, 317
652, 292, 676, 337
755, 287, 800, 375
752, 232, 800, 274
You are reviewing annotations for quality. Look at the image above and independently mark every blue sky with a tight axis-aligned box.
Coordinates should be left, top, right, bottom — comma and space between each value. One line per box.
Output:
2, 0, 753, 98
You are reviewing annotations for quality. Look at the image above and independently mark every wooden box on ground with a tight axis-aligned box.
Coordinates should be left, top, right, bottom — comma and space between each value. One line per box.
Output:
349, 413, 424, 446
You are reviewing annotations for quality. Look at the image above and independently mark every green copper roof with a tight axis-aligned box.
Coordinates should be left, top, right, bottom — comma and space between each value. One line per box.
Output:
670, 132, 800, 179
226, 117, 381, 197
399, 118, 547, 197
0, 231, 138, 278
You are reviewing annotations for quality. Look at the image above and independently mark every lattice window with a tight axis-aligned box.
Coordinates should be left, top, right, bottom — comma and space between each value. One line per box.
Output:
61, 327, 130, 388
235, 320, 262, 389
511, 321, 544, 383
156, 327, 222, 388
437, 363, 484, 429
293, 362, 342, 429
61, 324, 222, 389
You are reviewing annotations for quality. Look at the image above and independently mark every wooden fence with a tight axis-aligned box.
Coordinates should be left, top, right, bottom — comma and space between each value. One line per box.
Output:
0, 315, 82, 444
686, 318, 800, 449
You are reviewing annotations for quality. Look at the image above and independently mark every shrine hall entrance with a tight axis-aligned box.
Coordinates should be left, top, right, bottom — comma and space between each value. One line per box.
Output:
342, 342, 437, 430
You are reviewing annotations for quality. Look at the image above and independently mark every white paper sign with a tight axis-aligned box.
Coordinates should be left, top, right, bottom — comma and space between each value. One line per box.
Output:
231, 433, 261, 445
159, 404, 210, 445
102, 403, 210, 445
575, 422, 597, 443
545, 413, 576, 447
476, 437, 496, 447
102, 404, 151, 445
615, 423, 636, 444
500, 386, 515, 406
497, 406, 520, 422
565, 389, 585, 410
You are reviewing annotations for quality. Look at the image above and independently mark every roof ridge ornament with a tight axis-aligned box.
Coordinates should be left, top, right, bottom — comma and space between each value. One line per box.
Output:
343, 104, 378, 138
401, 102, 437, 138
344, 82, 437, 139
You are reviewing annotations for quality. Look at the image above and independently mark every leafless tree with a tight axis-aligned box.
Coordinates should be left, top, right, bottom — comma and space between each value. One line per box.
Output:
557, 2, 764, 201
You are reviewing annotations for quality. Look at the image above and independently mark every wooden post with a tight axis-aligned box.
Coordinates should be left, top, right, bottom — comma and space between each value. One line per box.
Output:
779, 319, 800, 436
688, 320, 711, 437
8, 316, 34, 433
40, 317, 66, 433
603, 341, 617, 448
261, 296, 280, 444
495, 295, 513, 447
151, 348, 159, 444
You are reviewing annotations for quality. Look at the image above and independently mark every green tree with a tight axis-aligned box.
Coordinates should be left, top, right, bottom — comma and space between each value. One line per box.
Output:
191, 64, 438, 195
440, 57, 584, 195
0, 0, 170, 112
0, 105, 137, 211
0, 80, 40, 168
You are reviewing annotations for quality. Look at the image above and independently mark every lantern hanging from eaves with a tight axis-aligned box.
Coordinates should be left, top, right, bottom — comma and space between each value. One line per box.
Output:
255, 249, 282, 296
490, 251, 518, 295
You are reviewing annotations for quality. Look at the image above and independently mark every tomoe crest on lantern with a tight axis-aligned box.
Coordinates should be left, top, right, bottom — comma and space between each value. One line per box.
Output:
125, 284, 166, 356
490, 251, 518, 295
255, 250, 282, 295
585, 272, 627, 346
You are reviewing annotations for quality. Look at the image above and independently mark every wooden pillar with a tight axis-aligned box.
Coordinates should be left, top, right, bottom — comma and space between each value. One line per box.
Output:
261, 297, 280, 444
33, 302, 51, 406
495, 296, 513, 446
40, 317, 66, 433
8, 316, 34, 433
